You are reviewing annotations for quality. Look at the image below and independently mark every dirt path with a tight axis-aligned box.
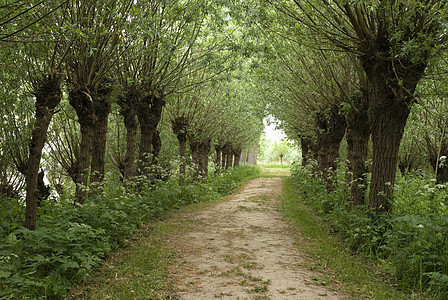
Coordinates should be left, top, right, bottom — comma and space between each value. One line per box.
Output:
166, 175, 343, 299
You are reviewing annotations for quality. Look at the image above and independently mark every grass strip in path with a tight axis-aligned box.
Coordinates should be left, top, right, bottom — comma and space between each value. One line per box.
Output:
281, 177, 416, 300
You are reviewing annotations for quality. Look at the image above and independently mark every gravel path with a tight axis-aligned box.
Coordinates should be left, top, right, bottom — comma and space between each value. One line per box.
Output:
166, 176, 343, 299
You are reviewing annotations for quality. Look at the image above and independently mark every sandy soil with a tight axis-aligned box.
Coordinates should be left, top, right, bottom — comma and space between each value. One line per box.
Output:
165, 175, 344, 300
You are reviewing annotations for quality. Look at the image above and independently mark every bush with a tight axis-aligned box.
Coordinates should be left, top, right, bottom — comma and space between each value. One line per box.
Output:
0, 164, 261, 299
290, 163, 448, 298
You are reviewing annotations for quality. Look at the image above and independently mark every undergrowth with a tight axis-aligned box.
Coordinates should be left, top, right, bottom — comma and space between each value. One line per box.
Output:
291, 164, 448, 299
0, 164, 261, 299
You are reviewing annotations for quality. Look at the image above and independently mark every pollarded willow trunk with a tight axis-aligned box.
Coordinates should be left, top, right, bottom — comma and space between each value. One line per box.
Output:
215, 145, 222, 173
177, 132, 187, 178
69, 89, 96, 204
137, 94, 165, 175
300, 138, 310, 167
315, 107, 346, 192
198, 139, 211, 179
90, 82, 113, 189
363, 58, 426, 214
172, 116, 188, 180
226, 146, 233, 169
152, 129, 161, 164
233, 147, 242, 167
190, 140, 200, 181
25, 73, 63, 230
118, 87, 139, 181
222, 145, 228, 170
300, 136, 315, 167
345, 92, 370, 208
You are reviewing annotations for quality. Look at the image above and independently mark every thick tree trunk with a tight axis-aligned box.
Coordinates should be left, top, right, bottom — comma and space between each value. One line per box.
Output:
152, 129, 161, 164
300, 138, 311, 167
177, 132, 187, 178
369, 103, 409, 213
137, 94, 165, 174
215, 145, 222, 172
363, 57, 425, 214
316, 107, 346, 192
90, 85, 112, 189
119, 88, 139, 181
69, 89, 96, 204
190, 140, 200, 180
300, 136, 317, 167
172, 116, 188, 182
233, 148, 241, 167
25, 73, 63, 230
226, 146, 233, 169
346, 93, 370, 208
198, 139, 211, 179
177, 132, 187, 185
222, 145, 228, 170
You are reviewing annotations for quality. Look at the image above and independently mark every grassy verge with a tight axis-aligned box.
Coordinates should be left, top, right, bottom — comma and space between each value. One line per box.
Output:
67, 205, 202, 299
280, 177, 413, 300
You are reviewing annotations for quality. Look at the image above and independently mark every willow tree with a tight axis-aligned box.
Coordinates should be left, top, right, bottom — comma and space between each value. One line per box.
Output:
1, 1, 68, 230
60, 0, 132, 202
113, 0, 207, 180
275, 0, 447, 213
404, 55, 448, 183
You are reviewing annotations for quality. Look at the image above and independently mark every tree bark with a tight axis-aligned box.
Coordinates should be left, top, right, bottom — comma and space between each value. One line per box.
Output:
345, 92, 370, 208
363, 57, 425, 214
69, 89, 96, 204
226, 146, 233, 169
137, 94, 165, 174
190, 140, 200, 180
315, 106, 346, 192
300, 138, 311, 167
198, 139, 211, 179
222, 145, 228, 170
233, 148, 241, 167
152, 129, 161, 164
90, 82, 112, 189
300, 136, 316, 167
215, 145, 222, 172
172, 116, 188, 180
177, 132, 187, 180
25, 73, 63, 230
118, 87, 139, 181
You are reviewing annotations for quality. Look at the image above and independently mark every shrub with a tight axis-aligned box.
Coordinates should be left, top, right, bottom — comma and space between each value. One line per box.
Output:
290, 163, 448, 298
0, 164, 260, 299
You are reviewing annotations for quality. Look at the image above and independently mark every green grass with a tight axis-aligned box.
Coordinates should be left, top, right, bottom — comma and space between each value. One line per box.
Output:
67, 222, 175, 299
280, 177, 415, 300
67, 200, 213, 299
260, 163, 291, 168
